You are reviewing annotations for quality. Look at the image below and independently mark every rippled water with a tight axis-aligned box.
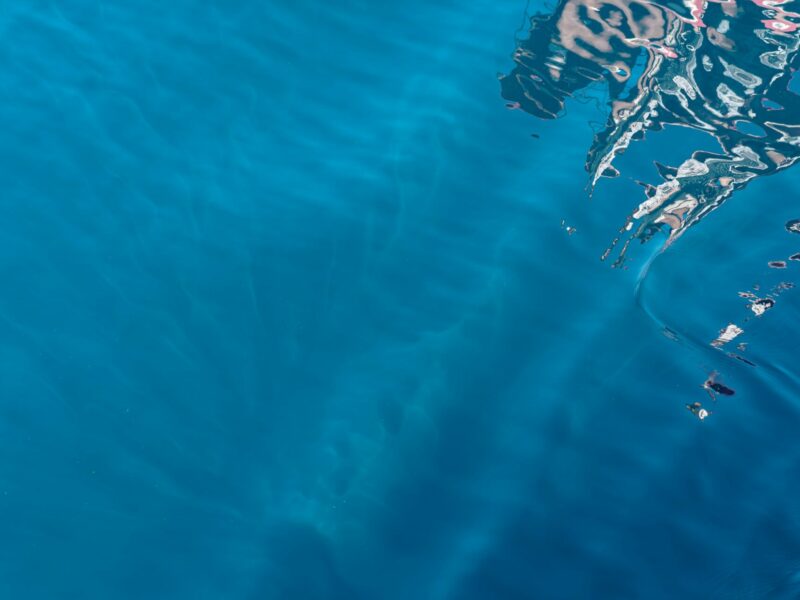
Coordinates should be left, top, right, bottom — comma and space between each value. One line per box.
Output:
3, 1, 800, 598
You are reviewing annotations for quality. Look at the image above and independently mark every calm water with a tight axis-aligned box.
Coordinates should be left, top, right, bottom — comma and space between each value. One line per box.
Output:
2, 1, 800, 598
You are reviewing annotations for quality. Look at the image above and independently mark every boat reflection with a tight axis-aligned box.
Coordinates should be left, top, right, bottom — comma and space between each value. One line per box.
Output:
502, 0, 800, 266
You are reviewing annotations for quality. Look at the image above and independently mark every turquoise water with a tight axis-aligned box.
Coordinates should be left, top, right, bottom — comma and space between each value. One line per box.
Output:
2, 1, 800, 598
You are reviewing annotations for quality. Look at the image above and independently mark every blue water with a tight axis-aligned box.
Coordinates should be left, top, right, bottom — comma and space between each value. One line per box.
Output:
3, 1, 800, 598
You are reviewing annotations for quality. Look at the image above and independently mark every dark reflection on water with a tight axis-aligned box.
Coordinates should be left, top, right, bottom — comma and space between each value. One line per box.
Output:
502, 0, 800, 265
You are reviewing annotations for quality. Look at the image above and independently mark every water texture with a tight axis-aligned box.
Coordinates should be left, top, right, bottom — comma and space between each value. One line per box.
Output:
2, 1, 800, 599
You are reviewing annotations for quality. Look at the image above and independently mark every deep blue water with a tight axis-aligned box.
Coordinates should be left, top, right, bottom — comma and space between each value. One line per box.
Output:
3, 1, 800, 598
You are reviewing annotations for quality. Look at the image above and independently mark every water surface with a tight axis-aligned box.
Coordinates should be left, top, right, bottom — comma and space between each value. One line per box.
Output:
1, 1, 800, 598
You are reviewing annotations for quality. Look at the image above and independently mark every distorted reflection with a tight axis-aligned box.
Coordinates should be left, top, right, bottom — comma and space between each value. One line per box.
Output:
704, 371, 736, 397
502, 0, 800, 265
687, 401, 711, 419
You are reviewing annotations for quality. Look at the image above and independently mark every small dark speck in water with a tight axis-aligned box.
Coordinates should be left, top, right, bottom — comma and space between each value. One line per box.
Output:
786, 219, 800, 234
790, 253, 800, 261
769, 261, 787, 268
